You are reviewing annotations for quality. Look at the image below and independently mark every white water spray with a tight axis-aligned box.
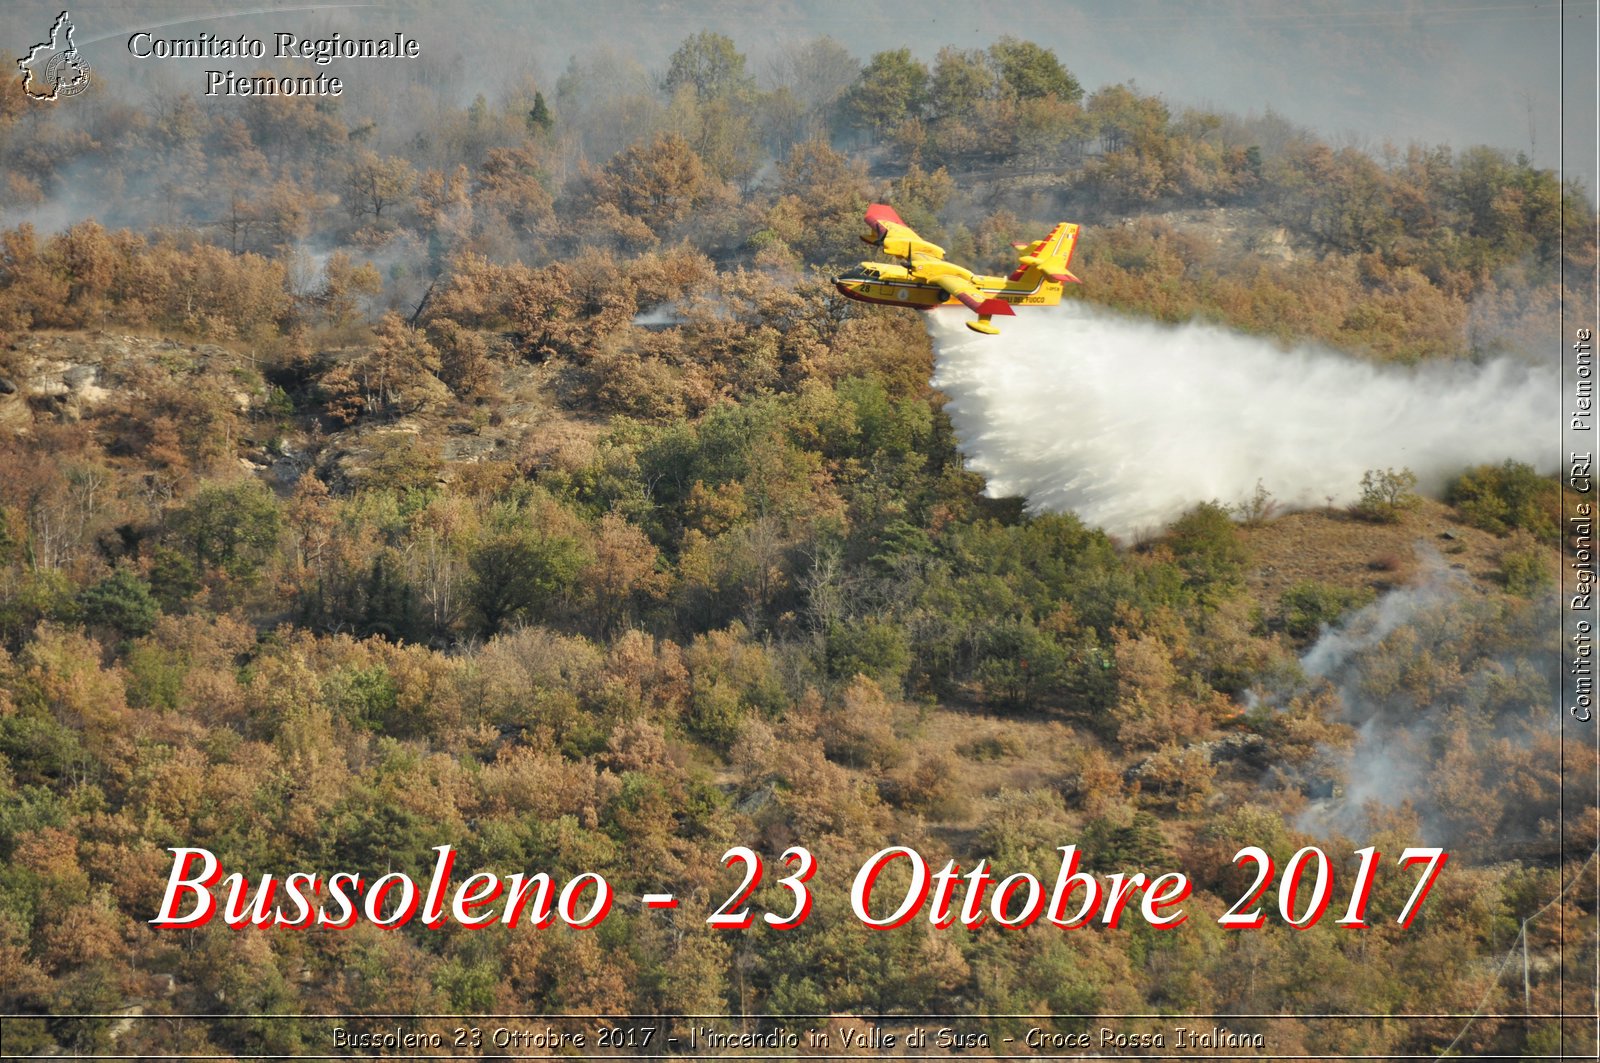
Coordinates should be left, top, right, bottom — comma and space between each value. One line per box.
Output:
928, 303, 1555, 539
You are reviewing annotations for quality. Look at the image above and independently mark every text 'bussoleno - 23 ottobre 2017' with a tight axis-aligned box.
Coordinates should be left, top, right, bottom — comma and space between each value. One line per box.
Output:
149, 842, 1448, 932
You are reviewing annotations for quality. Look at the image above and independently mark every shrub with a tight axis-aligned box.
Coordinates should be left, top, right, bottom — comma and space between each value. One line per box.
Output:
1279, 580, 1374, 640
1231, 479, 1278, 526
1447, 460, 1560, 541
1498, 531, 1551, 596
1353, 467, 1419, 523
824, 617, 912, 691
1167, 501, 1249, 596
686, 678, 744, 748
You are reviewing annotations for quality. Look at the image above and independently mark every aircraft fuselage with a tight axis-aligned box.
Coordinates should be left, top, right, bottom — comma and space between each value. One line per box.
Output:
833, 260, 1063, 311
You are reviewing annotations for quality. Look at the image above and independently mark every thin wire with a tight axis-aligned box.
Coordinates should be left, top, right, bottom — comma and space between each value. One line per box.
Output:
1437, 850, 1599, 1057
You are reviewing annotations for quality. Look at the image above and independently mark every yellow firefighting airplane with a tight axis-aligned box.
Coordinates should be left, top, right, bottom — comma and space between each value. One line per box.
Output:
833, 204, 1081, 334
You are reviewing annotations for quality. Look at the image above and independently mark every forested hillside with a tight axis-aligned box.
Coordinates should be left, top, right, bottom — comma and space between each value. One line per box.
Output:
0, 28, 1594, 1059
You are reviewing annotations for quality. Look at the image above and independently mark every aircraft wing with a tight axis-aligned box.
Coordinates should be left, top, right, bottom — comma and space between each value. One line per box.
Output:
862, 203, 946, 261
932, 272, 1016, 323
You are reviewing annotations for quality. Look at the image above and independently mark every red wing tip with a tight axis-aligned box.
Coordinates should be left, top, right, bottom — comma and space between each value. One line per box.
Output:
864, 203, 905, 226
976, 298, 1016, 316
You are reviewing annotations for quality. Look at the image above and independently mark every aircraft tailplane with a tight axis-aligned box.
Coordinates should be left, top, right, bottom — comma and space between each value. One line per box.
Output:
1008, 222, 1081, 291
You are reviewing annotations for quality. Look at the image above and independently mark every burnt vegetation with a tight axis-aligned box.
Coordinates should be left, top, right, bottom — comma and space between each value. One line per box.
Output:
0, 29, 1594, 1058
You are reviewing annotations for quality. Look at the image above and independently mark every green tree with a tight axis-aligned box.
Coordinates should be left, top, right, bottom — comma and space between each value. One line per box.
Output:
841, 49, 929, 136
1086, 84, 1168, 153
988, 37, 1081, 103
77, 566, 159, 639
527, 91, 553, 134
468, 526, 588, 635
1166, 501, 1248, 600
1279, 580, 1373, 640
1498, 531, 1551, 595
929, 47, 996, 121
169, 480, 282, 581
663, 31, 753, 101
825, 617, 912, 690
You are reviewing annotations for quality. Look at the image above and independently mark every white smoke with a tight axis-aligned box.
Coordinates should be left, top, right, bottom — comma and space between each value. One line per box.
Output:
631, 303, 688, 327
1284, 561, 1564, 851
1298, 557, 1468, 679
927, 302, 1556, 539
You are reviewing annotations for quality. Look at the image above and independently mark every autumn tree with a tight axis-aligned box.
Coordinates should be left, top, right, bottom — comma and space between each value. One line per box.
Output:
426, 317, 494, 398
581, 133, 717, 237
475, 144, 555, 236
345, 150, 417, 221
317, 251, 382, 329
343, 312, 448, 417
762, 138, 871, 265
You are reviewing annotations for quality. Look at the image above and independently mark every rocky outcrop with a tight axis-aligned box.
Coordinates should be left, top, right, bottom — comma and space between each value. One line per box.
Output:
1, 332, 255, 430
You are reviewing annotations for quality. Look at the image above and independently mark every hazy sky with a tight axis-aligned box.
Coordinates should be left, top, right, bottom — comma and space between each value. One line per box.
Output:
742, 0, 1596, 195
8, 0, 1596, 194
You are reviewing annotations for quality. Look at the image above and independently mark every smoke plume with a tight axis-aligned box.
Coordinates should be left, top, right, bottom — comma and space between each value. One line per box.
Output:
1284, 565, 1566, 855
927, 302, 1556, 539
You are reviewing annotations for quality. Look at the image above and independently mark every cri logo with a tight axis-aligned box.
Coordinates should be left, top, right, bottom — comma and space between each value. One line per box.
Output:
19, 10, 92, 101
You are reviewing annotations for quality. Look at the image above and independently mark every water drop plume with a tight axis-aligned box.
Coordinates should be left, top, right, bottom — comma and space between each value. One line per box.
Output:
927, 303, 1554, 538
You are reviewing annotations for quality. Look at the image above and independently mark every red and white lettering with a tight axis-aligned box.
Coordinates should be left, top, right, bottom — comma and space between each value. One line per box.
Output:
1047, 845, 1101, 929
1141, 872, 1191, 928
928, 861, 963, 929
501, 872, 555, 928
991, 872, 1045, 929
453, 872, 505, 928
221, 872, 277, 929
151, 848, 223, 928
558, 873, 612, 929
420, 845, 456, 928
318, 873, 361, 928
852, 846, 929, 929
275, 873, 320, 929
364, 872, 420, 929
